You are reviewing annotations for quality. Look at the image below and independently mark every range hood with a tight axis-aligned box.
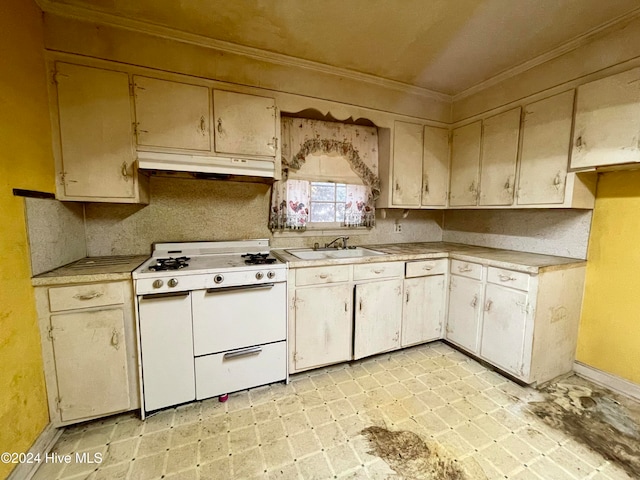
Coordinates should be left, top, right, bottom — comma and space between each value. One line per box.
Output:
137, 151, 277, 181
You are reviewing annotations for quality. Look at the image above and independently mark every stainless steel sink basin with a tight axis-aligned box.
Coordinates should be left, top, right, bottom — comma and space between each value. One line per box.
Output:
286, 247, 386, 260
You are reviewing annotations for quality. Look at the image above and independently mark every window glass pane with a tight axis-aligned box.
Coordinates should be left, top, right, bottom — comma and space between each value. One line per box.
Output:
310, 182, 336, 202
336, 184, 347, 202
336, 203, 345, 223
310, 203, 336, 222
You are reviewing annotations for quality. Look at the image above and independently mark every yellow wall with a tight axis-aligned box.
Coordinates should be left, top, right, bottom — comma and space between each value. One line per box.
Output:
0, 0, 55, 477
577, 170, 640, 384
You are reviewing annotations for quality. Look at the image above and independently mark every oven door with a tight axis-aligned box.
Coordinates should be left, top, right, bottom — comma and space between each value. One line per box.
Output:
192, 282, 286, 356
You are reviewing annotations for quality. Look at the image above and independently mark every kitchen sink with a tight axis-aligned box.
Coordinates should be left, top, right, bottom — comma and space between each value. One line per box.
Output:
286, 247, 386, 260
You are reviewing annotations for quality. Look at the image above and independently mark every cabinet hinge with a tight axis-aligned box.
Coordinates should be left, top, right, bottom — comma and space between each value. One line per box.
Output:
47, 326, 55, 341
128, 82, 135, 97
55, 396, 62, 412
293, 352, 298, 363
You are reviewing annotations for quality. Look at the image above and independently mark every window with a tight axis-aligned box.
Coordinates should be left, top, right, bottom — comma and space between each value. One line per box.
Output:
310, 182, 347, 224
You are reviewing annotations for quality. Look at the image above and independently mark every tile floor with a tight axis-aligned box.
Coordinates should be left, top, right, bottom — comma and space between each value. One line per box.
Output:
32, 342, 635, 480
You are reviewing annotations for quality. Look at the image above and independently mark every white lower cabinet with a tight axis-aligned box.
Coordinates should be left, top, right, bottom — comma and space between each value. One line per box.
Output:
293, 284, 352, 371
402, 260, 447, 347
446, 273, 483, 353
35, 280, 140, 426
354, 278, 403, 360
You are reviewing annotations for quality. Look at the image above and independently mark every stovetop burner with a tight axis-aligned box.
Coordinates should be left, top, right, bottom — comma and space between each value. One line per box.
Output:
149, 256, 191, 271
242, 252, 277, 265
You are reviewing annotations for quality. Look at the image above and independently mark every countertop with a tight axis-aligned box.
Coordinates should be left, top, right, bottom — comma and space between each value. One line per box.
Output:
32, 255, 149, 286
272, 242, 585, 273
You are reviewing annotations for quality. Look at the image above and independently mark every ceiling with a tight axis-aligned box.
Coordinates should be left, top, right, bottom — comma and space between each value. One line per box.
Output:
46, 0, 640, 95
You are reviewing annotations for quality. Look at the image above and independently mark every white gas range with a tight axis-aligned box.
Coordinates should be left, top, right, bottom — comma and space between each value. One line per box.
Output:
133, 239, 288, 415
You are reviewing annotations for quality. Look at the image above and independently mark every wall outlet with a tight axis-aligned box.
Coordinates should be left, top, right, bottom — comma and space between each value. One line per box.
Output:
394, 223, 402, 233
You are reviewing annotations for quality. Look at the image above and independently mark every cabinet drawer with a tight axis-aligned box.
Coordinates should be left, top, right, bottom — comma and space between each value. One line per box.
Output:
296, 266, 350, 286
353, 262, 404, 281
487, 267, 530, 291
195, 341, 287, 400
405, 259, 447, 278
450, 260, 483, 280
48, 283, 124, 312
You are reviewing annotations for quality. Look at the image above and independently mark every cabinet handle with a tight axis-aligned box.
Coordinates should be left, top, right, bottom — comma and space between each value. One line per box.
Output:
458, 265, 472, 273
344, 302, 348, 312
553, 173, 562, 186
74, 291, 102, 301
217, 118, 223, 133
485, 300, 493, 312
498, 274, 516, 282
359, 299, 363, 311
422, 265, 434, 271
318, 274, 328, 279
470, 294, 478, 308
373, 269, 383, 274
121, 162, 129, 179
111, 329, 120, 349
575, 136, 583, 148
504, 178, 511, 190
424, 177, 429, 194
199, 116, 206, 134
469, 180, 476, 193
395, 181, 400, 191
406, 292, 409, 303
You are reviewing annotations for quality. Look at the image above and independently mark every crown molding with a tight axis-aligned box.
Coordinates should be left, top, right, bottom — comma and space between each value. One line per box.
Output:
35, 0, 451, 103
453, 6, 640, 102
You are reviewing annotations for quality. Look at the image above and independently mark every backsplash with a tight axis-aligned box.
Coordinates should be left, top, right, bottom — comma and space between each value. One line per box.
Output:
443, 209, 592, 259
24, 197, 86, 275
84, 177, 443, 256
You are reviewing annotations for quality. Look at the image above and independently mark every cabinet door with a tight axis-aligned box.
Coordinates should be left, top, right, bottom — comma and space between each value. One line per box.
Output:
446, 275, 482, 353
402, 275, 445, 347
392, 121, 423, 206
55, 63, 136, 200
517, 90, 574, 205
422, 125, 449, 206
134, 76, 211, 151
449, 121, 481, 206
571, 67, 640, 169
479, 108, 520, 206
480, 284, 529, 377
51, 308, 130, 422
354, 279, 403, 359
294, 284, 352, 371
213, 90, 277, 157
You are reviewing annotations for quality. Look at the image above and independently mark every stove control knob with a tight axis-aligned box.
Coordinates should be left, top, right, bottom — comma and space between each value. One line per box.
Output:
267, 271, 276, 279
168, 278, 179, 288
152, 279, 164, 289
214, 274, 224, 284
255, 272, 264, 280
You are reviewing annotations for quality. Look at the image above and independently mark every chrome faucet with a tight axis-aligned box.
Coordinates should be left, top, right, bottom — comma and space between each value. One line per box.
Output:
325, 236, 349, 249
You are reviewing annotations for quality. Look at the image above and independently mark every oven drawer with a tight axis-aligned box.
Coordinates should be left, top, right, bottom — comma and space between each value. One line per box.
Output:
405, 259, 447, 278
487, 267, 530, 291
195, 341, 287, 400
192, 282, 286, 356
48, 282, 124, 312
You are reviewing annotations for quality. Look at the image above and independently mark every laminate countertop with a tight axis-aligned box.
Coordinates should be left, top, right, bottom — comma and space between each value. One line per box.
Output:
32, 255, 149, 286
272, 242, 585, 274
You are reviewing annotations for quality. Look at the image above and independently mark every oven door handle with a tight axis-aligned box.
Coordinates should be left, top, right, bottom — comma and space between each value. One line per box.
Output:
206, 283, 275, 294
223, 346, 263, 360
140, 291, 189, 300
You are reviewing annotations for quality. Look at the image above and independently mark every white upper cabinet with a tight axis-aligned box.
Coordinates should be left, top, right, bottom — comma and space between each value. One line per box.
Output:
213, 90, 277, 158
517, 90, 575, 205
449, 121, 481, 206
134, 76, 211, 152
422, 125, 450, 206
479, 107, 521, 206
53, 62, 147, 203
392, 121, 424, 206
571, 67, 640, 170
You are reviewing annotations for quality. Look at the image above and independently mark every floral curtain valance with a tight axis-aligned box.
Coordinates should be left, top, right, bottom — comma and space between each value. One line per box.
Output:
269, 117, 380, 231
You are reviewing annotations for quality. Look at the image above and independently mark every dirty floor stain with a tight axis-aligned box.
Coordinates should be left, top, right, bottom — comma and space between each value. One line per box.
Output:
528, 377, 640, 478
361, 426, 485, 480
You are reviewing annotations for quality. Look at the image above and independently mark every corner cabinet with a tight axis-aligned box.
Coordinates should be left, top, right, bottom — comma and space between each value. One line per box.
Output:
50, 62, 149, 203
449, 121, 482, 206
34, 280, 140, 426
445, 259, 586, 385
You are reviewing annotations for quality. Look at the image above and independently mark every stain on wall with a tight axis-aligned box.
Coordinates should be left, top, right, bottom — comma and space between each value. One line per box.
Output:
577, 170, 640, 384
0, 0, 54, 477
